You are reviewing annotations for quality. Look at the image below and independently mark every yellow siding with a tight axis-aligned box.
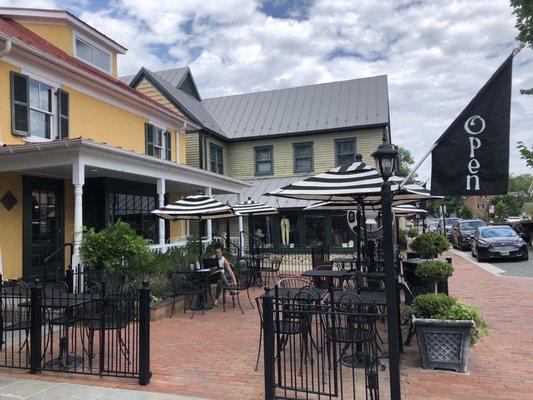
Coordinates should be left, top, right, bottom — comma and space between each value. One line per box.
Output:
0, 172, 23, 279
0, 61, 21, 145
186, 132, 200, 168
65, 85, 148, 153
136, 78, 184, 117
226, 129, 383, 179
178, 132, 187, 163
21, 23, 74, 56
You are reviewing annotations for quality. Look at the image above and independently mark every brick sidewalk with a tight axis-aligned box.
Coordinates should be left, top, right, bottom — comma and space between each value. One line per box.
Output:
0, 252, 531, 399
402, 251, 533, 400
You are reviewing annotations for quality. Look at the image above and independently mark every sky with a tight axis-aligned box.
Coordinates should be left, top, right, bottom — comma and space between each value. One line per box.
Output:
4, 0, 532, 182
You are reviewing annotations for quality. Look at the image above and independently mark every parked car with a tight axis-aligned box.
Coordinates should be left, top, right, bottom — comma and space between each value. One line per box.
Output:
438, 217, 459, 238
471, 225, 529, 262
451, 219, 485, 250
427, 222, 439, 232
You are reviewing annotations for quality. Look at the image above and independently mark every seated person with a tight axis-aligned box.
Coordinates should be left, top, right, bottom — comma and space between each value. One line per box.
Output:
211, 243, 237, 306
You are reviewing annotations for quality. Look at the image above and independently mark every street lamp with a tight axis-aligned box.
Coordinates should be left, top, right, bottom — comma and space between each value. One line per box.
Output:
372, 133, 401, 400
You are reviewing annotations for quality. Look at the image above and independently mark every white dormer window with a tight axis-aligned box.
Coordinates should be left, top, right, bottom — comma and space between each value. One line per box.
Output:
74, 36, 111, 73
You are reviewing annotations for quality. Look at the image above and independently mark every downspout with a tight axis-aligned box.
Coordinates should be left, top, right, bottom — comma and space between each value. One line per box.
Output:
0, 39, 12, 59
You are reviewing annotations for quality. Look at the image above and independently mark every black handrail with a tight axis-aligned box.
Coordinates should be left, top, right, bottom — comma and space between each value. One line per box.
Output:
44, 243, 73, 264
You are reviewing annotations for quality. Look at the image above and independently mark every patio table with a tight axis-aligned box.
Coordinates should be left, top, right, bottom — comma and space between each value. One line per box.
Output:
21, 293, 96, 370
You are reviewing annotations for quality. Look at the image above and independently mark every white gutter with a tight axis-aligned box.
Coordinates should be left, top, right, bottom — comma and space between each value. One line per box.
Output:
0, 139, 252, 188
0, 39, 11, 58
0, 33, 197, 131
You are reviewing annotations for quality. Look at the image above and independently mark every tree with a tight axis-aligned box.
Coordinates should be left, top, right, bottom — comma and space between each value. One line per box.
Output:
517, 142, 533, 169
396, 146, 419, 182
511, 0, 532, 94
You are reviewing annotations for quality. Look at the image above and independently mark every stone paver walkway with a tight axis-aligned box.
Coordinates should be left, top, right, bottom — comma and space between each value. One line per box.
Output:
0, 375, 204, 399
402, 250, 533, 400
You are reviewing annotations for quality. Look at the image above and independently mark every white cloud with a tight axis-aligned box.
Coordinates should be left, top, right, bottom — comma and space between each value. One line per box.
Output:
2, 0, 531, 180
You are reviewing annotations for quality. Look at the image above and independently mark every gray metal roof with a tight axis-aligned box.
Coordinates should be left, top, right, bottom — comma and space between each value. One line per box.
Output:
203, 75, 389, 139
120, 67, 188, 87
122, 67, 389, 140
215, 176, 314, 209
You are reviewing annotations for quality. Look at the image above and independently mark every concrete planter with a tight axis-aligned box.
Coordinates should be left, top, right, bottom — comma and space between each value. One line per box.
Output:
413, 317, 475, 373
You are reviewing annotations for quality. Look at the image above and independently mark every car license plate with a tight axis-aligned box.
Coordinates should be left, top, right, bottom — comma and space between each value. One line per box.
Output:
500, 251, 509, 256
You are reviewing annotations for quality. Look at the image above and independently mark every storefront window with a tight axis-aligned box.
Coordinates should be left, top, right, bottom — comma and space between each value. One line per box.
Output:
109, 193, 158, 242
253, 215, 274, 245
279, 214, 299, 246
331, 213, 353, 247
304, 215, 326, 248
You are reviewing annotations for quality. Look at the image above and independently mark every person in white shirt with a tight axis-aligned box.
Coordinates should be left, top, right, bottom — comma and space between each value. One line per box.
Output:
211, 243, 237, 306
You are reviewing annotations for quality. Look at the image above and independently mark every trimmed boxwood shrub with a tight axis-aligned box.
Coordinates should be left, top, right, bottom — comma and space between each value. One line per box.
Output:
415, 260, 454, 293
411, 232, 450, 259
409, 293, 489, 346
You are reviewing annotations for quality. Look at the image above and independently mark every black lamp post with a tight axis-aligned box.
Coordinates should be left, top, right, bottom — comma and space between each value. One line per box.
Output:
372, 133, 401, 400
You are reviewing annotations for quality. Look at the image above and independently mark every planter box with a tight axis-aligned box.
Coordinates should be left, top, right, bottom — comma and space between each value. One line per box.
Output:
413, 317, 475, 373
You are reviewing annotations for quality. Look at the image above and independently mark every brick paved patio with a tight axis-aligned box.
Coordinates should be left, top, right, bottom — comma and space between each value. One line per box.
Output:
0, 251, 531, 399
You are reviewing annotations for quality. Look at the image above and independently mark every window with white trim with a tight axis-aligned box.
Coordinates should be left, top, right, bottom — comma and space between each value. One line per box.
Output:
75, 37, 111, 73
29, 79, 53, 139
145, 123, 171, 160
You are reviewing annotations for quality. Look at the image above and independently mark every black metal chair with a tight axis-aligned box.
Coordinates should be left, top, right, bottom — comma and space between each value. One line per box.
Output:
0, 280, 31, 356
168, 271, 204, 319
222, 269, 254, 314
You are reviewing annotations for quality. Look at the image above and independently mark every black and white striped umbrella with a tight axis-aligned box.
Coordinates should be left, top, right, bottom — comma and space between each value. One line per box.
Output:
268, 161, 388, 201
152, 194, 236, 220
232, 198, 277, 216
392, 204, 428, 216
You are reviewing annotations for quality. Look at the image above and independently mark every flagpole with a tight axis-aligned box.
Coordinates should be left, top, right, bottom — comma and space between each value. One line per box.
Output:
400, 43, 524, 190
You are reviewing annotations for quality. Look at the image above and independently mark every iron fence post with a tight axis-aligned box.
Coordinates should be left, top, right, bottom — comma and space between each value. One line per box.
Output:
30, 280, 42, 374
381, 181, 401, 400
139, 279, 151, 386
263, 290, 275, 400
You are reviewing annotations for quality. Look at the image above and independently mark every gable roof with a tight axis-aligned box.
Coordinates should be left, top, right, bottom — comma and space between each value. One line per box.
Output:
0, 18, 196, 129
204, 75, 389, 140
123, 67, 389, 140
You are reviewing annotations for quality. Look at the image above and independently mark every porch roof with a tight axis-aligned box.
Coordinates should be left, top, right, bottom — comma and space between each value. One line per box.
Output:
0, 138, 250, 194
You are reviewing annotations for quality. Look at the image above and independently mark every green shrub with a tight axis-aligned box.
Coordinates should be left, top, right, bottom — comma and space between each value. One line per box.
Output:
409, 293, 489, 346
415, 261, 454, 293
411, 232, 450, 259
81, 221, 150, 277
407, 228, 420, 239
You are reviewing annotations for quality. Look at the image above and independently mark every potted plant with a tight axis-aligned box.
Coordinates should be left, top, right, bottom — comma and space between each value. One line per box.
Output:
411, 232, 451, 259
410, 293, 488, 373
415, 260, 454, 293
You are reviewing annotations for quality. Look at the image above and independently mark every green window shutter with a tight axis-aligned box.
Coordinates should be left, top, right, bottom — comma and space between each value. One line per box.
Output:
57, 89, 69, 139
145, 123, 154, 156
10, 71, 30, 136
165, 130, 171, 161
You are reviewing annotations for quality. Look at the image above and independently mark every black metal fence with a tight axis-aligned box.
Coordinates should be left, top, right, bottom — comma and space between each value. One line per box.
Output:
262, 287, 385, 400
0, 276, 150, 385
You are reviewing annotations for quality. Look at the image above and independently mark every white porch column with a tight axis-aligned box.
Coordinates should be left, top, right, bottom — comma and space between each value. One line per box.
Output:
157, 178, 166, 246
238, 193, 244, 256
205, 187, 212, 242
72, 161, 85, 292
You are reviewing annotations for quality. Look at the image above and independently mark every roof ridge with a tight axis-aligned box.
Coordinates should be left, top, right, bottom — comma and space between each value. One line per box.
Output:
204, 74, 388, 101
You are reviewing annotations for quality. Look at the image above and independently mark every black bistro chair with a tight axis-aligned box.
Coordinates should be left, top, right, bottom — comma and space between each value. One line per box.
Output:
0, 280, 31, 356
222, 267, 255, 314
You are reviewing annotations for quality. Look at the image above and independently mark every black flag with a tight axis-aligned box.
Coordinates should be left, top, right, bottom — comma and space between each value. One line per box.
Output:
431, 54, 514, 196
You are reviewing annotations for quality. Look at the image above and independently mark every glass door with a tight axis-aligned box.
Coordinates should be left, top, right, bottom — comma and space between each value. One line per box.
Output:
23, 177, 64, 281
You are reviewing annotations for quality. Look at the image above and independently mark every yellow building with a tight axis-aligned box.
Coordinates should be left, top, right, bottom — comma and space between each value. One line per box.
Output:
0, 8, 248, 280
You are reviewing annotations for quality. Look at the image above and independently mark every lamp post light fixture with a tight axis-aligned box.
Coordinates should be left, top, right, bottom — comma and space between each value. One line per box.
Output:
372, 133, 401, 400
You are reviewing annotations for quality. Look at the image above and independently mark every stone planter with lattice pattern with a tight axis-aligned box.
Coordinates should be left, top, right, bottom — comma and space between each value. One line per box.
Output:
413, 317, 475, 373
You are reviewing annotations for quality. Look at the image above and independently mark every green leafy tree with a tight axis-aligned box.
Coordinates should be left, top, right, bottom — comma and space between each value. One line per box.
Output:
516, 142, 533, 169
510, 0, 532, 94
